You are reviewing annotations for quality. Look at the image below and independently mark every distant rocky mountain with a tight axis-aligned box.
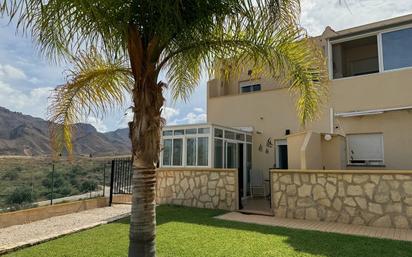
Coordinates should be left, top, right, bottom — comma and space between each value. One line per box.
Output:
0, 106, 131, 156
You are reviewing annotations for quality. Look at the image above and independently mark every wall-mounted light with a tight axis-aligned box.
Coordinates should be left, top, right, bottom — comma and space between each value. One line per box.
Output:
324, 134, 332, 141
285, 129, 290, 135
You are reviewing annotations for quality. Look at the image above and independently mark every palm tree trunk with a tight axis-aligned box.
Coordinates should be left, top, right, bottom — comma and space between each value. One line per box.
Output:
127, 24, 164, 257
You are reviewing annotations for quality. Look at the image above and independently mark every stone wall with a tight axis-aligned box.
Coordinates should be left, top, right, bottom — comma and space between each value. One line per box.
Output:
156, 168, 238, 211
271, 170, 412, 229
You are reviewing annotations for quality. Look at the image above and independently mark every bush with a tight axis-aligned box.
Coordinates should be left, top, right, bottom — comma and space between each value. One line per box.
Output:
2, 169, 19, 180
80, 180, 98, 193
6, 186, 34, 205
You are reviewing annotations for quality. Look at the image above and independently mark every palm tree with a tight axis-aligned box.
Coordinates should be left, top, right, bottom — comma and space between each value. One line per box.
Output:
1, 1, 327, 256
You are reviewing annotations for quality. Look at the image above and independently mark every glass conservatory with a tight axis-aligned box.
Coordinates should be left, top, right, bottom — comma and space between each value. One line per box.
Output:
160, 123, 253, 197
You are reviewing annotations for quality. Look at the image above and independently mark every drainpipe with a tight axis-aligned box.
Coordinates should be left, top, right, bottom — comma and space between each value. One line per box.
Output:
329, 108, 334, 134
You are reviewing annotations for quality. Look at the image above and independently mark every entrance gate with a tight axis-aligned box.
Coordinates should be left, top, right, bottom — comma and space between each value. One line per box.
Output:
109, 158, 133, 205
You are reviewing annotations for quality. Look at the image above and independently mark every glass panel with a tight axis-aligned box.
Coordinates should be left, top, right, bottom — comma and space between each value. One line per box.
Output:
252, 84, 261, 91
162, 139, 172, 165
174, 130, 184, 136
214, 128, 223, 138
241, 86, 251, 93
186, 138, 196, 166
186, 128, 197, 135
162, 130, 173, 136
236, 133, 245, 141
246, 135, 252, 142
382, 28, 412, 71
172, 139, 183, 166
198, 128, 210, 134
214, 139, 223, 168
197, 137, 209, 166
332, 36, 379, 78
226, 142, 237, 168
246, 144, 252, 195
224, 131, 235, 140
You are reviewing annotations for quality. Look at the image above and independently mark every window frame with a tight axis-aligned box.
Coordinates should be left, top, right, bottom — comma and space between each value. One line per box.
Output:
328, 23, 412, 80
239, 81, 262, 94
346, 133, 385, 166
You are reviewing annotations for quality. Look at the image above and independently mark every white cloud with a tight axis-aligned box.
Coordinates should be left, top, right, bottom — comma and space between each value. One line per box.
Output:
82, 116, 108, 133
0, 81, 52, 117
169, 108, 207, 125
194, 107, 204, 113
162, 106, 180, 121
301, 0, 412, 36
0, 64, 27, 80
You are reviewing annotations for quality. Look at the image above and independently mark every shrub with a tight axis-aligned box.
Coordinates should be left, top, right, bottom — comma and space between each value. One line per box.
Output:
6, 186, 35, 205
80, 180, 98, 193
2, 169, 19, 180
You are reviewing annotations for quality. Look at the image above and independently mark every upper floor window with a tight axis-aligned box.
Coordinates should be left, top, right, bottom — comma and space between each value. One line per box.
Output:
332, 36, 379, 79
240, 81, 261, 93
382, 27, 412, 71
330, 26, 412, 79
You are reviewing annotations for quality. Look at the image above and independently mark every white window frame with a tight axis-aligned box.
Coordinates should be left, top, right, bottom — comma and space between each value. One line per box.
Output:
328, 23, 412, 80
346, 133, 385, 166
239, 81, 262, 94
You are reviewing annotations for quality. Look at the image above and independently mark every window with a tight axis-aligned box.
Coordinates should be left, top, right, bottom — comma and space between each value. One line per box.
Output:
236, 133, 245, 141
163, 130, 173, 136
172, 139, 183, 165
214, 139, 223, 168
198, 128, 210, 134
246, 134, 252, 143
174, 130, 184, 136
240, 84, 261, 93
214, 128, 223, 138
186, 138, 196, 166
186, 128, 197, 135
224, 130, 235, 140
197, 137, 209, 166
162, 139, 172, 165
332, 36, 379, 79
347, 133, 384, 165
382, 28, 412, 71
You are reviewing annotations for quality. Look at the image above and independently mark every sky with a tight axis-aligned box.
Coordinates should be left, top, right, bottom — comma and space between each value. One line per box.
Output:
0, 0, 412, 132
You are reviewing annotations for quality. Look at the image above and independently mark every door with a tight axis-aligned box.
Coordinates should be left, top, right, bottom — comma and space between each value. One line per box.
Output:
278, 145, 288, 169
275, 140, 288, 169
238, 143, 244, 209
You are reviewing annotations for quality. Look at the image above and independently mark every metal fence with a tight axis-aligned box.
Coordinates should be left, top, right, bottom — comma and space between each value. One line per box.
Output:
109, 158, 133, 205
0, 156, 112, 213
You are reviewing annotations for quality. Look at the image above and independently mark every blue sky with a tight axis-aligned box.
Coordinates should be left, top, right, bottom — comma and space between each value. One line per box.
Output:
1, 0, 412, 132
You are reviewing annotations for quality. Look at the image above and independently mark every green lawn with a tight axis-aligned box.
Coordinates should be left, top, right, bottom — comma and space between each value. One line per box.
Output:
6, 205, 412, 257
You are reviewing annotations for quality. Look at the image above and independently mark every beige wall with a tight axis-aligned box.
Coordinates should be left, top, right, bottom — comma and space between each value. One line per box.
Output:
208, 62, 412, 172
0, 197, 109, 229
321, 134, 347, 170
286, 132, 307, 169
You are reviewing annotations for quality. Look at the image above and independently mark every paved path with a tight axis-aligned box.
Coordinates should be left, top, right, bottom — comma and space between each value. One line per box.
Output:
0, 204, 131, 255
216, 212, 412, 242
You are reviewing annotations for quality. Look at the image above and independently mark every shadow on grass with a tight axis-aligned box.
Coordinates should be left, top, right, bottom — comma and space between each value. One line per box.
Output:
115, 205, 412, 257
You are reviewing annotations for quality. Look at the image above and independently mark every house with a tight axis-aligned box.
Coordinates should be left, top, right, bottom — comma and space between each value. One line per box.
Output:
159, 14, 412, 204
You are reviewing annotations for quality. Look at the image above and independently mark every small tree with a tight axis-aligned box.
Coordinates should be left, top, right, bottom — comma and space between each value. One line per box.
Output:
6, 186, 34, 205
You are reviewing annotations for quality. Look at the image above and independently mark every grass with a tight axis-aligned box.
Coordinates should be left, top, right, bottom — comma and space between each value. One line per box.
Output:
6, 205, 412, 257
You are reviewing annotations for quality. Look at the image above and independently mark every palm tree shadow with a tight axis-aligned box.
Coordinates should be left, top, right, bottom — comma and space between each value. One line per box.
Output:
113, 205, 412, 257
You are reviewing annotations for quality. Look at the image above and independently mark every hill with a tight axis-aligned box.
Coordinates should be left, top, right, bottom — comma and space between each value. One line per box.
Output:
0, 106, 131, 156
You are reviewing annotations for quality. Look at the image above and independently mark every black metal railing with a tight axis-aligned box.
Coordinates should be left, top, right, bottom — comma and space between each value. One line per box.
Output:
109, 157, 133, 205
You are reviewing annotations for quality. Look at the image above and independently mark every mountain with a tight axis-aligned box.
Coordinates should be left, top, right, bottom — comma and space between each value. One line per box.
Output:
0, 106, 131, 156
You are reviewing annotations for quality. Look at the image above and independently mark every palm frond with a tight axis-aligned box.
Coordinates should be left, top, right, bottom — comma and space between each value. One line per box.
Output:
161, 0, 327, 124
48, 48, 133, 155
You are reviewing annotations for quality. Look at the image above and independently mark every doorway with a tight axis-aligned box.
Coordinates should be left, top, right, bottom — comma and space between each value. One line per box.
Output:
238, 143, 244, 209
276, 140, 288, 169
